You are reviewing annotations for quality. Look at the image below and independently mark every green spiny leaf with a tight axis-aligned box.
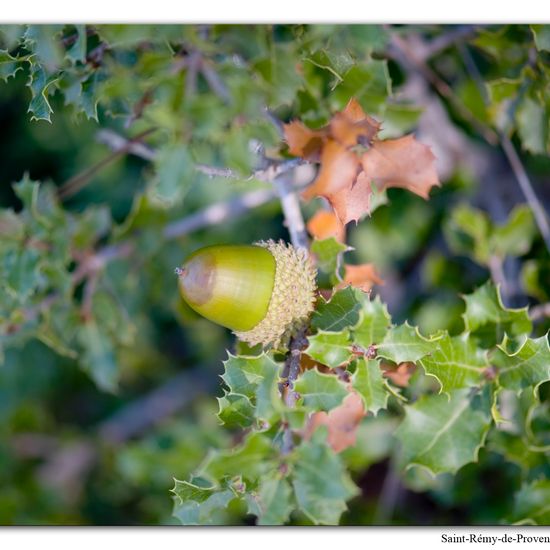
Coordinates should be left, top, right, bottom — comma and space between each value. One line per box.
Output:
312, 286, 362, 332
351, 358, 389, 414
150, 142, 195, 207
310, 237, 348, 287
256, 478, 293, 525
65, 25, 87, 64
201, 432, 275, 483
395, 389, 491, 475
305, 329, 352, 368
462, 281, 532, 348
377, 322, 441, 364
352, 294, 391, 349
292, 429, 359, 525
491, 335, 550, 395
77, 321, 119, 393
531, 25, 550, 52
172, 478, 235, 525
294, 369, 348, 412
27, 61, 59, 122
419, 332, 488, 394
509, 479, 550, 525
219, 353, 281, 424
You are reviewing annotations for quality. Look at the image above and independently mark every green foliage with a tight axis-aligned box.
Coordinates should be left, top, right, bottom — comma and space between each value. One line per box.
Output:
1, 23, 550, 528
395, 389, 492, 475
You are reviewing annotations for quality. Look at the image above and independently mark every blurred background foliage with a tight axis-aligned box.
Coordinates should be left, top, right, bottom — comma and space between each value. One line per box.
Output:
0, 23, 549, 525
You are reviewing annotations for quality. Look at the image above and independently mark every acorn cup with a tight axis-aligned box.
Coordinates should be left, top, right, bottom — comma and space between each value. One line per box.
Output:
176, 240, 317, 349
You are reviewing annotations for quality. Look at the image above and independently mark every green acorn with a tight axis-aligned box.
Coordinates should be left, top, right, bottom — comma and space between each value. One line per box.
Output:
176, 240, 317, 348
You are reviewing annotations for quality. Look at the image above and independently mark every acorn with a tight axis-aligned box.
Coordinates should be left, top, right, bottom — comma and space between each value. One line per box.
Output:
176, 240, 317, 349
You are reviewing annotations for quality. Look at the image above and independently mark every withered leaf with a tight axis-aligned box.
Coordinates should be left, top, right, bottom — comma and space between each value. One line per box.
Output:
338, 263, 384, 293
307, 209, 345, 242
381, 361, 416, 387
330, 98, 381, 148
283, 120, 326, 160
304, 392, 366, 453
302, 139, 359, 204
361, 135, 439, 199
287, 99, 440, 225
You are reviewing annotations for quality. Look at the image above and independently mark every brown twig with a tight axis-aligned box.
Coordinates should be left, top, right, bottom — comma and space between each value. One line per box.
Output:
273, 175, 309, 253
58, 127, 158, 200
530, 302, 550, 322
457, 43, 550, 255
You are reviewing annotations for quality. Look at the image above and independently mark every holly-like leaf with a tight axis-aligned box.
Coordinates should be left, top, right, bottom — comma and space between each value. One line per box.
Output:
218, 353, 281, 427
352, 294, 391, 349
305, 329, 352, 368
531, 25, 550, 52
0, 49, 26, 82
304, 392, 366, 453
172, 478, 235, 525
294, 368, 348, 412
310, 237, 348, 286
395, 389, 491, 475
312, 286, 362, 332
491, 335, 550, 395
77, 320, 119, 393
419, 333, 488, 394
517, 96, 549, 155
65, 25, 88, 64
201, 432, 275, 484
256, 478, 294, 526
352, 358, 389, 414
27, 61, 59, 123
509, 479, 550, 525
377, 322, 441, 364
292, 429, 359, 525
462, 282, 532, 348
150, 142, 195, 207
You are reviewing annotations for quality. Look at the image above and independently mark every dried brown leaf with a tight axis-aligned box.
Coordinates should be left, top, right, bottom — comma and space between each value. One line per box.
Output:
360, 135, 440, 199
330, 98, 381, 148
283, 120, 327, 160
338, 263, 384, 293
381, 361, 416, 387
304, 392, 366, 453
301, 139, 359, 204
307, 209, 345, 242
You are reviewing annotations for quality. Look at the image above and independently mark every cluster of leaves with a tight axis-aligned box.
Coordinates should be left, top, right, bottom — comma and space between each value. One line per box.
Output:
174, 252, 550, 524
1, 24, 550, 527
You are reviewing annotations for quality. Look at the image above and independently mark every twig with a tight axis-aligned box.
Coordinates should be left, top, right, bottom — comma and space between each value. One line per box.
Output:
488, 256, 510, 301
96, 129, 156, 161
185, 50, 201, 98
374, 454, 403, 525
530, 302, 550, 322
499, 134, 550, 254
419, 25, 482, 60
58, 127, 158, 200
97, 128, 307, 184
281, 326, 308, 455
457, 44, 550, 254
273, 175, 309, 252
388, 33, 499, 145
98, 367, 216, 444
164, 188, 276, 239
200, 60, 231, 103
